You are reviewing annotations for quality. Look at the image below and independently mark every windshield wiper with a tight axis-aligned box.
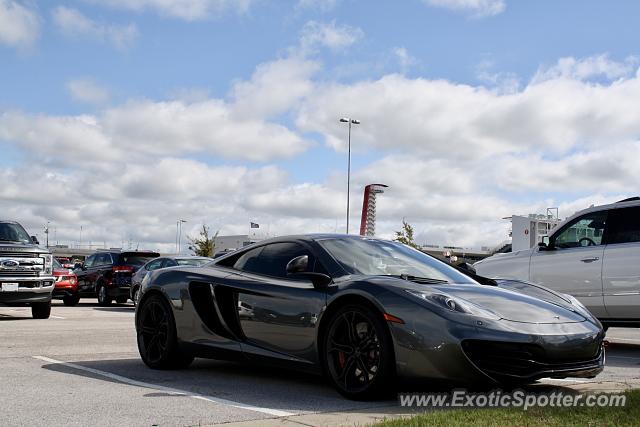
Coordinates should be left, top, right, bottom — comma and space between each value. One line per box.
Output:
383, 274, 449, 284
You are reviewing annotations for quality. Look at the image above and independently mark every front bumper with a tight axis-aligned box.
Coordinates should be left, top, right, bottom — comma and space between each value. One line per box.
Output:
391, 313, 605, 385
0, 277, 54, 305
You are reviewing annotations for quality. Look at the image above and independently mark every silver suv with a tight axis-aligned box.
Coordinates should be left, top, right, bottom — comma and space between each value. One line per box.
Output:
0, 221, 54, 319
475, 197, 640, 328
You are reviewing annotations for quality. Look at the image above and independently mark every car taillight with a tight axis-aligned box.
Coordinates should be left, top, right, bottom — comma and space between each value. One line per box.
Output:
112, 266, 134, 273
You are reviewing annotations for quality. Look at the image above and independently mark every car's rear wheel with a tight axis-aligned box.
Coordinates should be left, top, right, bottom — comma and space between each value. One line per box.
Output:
137, 294, 194, 369
63, 294, 80, 306
97, 284, 112, 306
322, 304, 395, 400
32, 301, 51, 319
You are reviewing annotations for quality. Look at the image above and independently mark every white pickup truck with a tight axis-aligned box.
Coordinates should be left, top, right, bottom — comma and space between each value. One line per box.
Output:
474, 198, 640, 328
0, 221, 54, 318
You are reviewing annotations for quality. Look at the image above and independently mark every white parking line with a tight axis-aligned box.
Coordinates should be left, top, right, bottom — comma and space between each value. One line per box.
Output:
33, 355, 294, 417
542, 378, 590, 383
50, 315, 66, 319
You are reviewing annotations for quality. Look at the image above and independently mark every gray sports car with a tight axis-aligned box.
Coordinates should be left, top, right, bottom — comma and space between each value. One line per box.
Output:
135, 234, 604, 399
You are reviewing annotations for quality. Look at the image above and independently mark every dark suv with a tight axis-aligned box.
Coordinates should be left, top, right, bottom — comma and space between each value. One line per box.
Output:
75, 251, 159, 306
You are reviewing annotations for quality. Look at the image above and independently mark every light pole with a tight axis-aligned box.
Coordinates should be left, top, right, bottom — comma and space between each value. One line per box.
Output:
44, 221, 50, 248
339, 117, 360, 234
177, 219, 187, 254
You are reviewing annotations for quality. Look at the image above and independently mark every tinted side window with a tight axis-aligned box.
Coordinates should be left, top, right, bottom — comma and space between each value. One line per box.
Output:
553, 211, 608, 248
147, 259, 164, 270
242, 243, 313, 279
605, 207, 640, 244
233, 247, 265, 272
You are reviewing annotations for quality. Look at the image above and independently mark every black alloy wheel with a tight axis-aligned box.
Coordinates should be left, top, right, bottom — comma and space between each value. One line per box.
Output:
323, 305, 394, 399
97, 285, 112, 306
136, 294, 193, 369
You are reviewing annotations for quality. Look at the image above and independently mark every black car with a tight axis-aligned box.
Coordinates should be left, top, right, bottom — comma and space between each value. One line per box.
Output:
130, 256, 212, 305
75, 251, 159, 306
135, 234, 604, 400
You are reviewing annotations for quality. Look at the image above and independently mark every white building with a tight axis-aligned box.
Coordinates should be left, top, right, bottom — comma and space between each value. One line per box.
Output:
508, 210, 562, 252
213, 235, 259, 253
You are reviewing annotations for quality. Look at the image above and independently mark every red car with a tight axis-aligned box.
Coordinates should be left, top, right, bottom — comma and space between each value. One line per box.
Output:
55, 257, 75, 269
52, 258, 80, 306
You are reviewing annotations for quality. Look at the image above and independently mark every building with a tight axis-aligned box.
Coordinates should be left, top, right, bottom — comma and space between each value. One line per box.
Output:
507, 209, 562, 252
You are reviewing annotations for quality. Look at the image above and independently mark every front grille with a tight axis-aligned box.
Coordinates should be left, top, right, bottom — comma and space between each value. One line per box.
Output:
0, 252, 38, 258
462, 340, 602, 380
0, 270, 38, 277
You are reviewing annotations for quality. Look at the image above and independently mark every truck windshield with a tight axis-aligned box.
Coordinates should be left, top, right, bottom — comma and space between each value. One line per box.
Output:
0, 222, 32, 244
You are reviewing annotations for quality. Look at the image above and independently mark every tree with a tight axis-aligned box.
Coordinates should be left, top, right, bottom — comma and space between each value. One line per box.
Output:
393, 219, 420, 249
188, 224, 219, 257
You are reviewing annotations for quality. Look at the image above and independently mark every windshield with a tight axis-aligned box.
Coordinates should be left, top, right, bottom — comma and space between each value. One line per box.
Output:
176, 258, 210, 266
118, 254, 158, 267
0, 222, 32, 243
318, 238, 476, 284
53, 258, 62, 269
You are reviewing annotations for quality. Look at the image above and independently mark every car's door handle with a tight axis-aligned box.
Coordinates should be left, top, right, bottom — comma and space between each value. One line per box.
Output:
580, 257, 600, 263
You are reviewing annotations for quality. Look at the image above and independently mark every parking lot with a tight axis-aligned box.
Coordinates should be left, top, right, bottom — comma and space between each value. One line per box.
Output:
1, 302, 638, 427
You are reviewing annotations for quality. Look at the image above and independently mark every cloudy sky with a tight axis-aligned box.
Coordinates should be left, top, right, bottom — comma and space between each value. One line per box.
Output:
1, 0, 639, 253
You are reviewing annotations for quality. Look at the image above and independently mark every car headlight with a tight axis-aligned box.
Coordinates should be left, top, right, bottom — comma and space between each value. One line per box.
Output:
406, 289, 500, 320
40, 254, 53, 275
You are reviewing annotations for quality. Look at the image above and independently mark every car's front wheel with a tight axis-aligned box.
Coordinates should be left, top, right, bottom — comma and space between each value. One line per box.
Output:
32, 302, 51, 319
131, 286, 140, 307
322, 304, 395, 400
63, 294, 80, 306
136, 294, 194, 369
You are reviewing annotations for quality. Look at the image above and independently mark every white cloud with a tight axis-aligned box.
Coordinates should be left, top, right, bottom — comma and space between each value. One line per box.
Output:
0, 99, 310, 166
88, 0, 253, 21
423, 0, 506, 17
392, 47, 417, 72
66, 79, 110, 105
231, 57, 320, 118
52, 6, 138, 50
299, 20, 363, 53
532, 54, 639, 84
0, 0, 40, 48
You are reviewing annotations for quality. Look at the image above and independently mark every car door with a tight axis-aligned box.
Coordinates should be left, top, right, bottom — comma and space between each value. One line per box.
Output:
224, 242, 328, 364
93, 253, 113, 291
602, 206, 640, 320
530, 210, 608, 318
76, 254, 97, 294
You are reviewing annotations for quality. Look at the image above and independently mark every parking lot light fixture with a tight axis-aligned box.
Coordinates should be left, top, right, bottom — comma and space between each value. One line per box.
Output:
339, 117, 360, 234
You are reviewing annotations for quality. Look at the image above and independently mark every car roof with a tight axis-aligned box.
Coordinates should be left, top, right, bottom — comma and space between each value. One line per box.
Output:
550, 197, 640, 236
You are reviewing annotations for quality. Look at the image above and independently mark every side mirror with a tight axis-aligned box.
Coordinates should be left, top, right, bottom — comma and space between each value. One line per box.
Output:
286, 255, 332, 288
31, 236, 39, 245
286, 255, 308, 274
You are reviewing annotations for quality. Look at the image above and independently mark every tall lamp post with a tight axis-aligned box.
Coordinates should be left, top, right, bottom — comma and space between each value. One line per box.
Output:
339, 117, 360, 234
176, 219, 187, 254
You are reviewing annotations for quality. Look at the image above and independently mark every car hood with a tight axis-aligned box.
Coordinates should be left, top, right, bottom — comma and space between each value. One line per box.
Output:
429, 284, 586, 323
363, 276, 588, 324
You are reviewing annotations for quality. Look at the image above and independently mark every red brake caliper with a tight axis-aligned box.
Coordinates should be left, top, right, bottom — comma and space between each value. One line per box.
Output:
338, 351, 346, 368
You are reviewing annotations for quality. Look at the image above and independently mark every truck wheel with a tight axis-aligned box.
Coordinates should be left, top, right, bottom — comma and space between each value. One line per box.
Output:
115, 296, 128, 304
97, 285, 112, 306
63, 294, 80, 306
32, 302, 51, 319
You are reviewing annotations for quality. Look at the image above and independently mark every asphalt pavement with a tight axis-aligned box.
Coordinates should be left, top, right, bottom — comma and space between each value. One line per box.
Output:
1, 301, 639, 427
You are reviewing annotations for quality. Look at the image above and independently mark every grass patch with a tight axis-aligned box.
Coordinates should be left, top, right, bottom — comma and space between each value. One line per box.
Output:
375, 389, 639, 427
